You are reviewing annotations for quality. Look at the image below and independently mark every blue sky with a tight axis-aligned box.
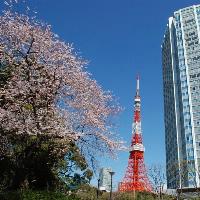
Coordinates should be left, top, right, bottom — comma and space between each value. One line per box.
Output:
1, 0, 200, 189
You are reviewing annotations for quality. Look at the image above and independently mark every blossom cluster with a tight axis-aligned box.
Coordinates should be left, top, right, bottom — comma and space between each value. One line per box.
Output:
0, 11, 124, 159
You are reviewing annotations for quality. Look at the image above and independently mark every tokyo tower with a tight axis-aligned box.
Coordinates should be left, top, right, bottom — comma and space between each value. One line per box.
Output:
118, 76, 152, 192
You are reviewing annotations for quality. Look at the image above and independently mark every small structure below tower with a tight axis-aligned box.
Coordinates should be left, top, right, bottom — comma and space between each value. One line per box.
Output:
99, 167, 113, 192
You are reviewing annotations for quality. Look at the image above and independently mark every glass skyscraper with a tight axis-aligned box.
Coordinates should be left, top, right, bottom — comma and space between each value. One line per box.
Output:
162, 5, 200, 189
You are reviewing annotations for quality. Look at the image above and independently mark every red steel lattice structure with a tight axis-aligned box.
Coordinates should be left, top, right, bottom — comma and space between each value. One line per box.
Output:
118, 76, 152, 192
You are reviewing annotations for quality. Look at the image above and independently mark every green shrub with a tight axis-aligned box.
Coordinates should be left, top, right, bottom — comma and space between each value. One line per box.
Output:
0, 190, 176, 200
0, 191, 21, 200
0, 190, 79, 200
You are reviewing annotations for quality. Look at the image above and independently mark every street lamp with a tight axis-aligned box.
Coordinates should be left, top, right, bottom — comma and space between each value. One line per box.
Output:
109, 171, 115, 200
97, 178, 100, 199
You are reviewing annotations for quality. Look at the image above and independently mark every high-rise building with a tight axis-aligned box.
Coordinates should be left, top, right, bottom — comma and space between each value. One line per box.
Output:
99, 167, 112, 192
162, 4, 200, 189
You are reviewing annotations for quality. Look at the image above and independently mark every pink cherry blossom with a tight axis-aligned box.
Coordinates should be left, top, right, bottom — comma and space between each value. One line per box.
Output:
0, 11, 124, 162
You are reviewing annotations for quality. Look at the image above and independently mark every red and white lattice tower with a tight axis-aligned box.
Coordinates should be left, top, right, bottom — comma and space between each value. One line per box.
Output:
118, 76, 152, 192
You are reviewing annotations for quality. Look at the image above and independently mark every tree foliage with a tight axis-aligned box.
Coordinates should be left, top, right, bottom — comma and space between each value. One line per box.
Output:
0, 7, 123, 190
148, 164, 166, 197
0, 10, 122, 154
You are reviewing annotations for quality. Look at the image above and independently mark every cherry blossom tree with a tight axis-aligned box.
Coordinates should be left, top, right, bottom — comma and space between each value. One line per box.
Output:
0, 6, 123, 189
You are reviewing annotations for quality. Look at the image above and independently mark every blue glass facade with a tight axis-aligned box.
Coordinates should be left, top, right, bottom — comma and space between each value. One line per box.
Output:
162, 5, 200, 189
